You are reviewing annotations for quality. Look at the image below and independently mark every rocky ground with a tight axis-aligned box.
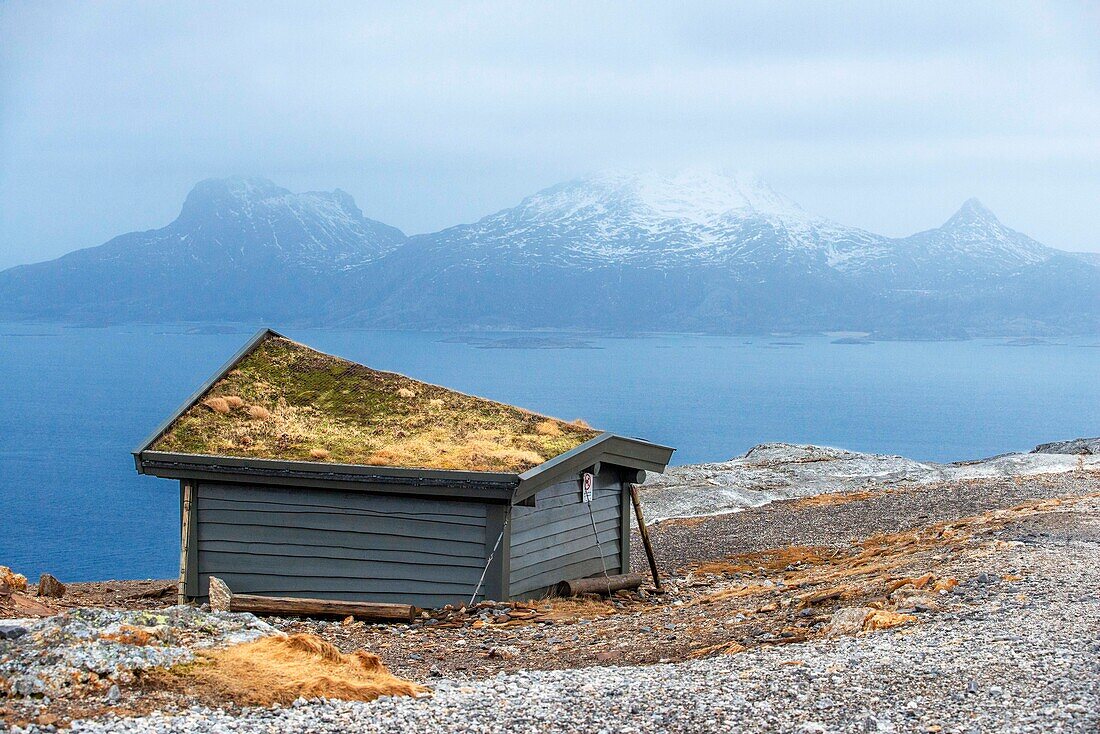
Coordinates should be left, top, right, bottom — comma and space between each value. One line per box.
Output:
2, 441, 1099, 733
641, 442, 1100, 521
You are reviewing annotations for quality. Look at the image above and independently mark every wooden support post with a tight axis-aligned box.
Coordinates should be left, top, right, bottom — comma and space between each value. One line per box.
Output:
178, 480, 196, 606
629, 483, 663, 592
208, 576, 415, 621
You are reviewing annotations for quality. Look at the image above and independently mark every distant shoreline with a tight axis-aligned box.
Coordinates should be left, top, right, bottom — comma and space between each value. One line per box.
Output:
4, 320, 1100, 344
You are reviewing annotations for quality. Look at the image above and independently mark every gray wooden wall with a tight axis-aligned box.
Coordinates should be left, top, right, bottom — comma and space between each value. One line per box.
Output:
189, 482, 492, 608
508, 470, 625, 598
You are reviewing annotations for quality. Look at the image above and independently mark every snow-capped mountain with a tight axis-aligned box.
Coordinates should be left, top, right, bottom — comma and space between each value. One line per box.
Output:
416, 170, 888, 272
1, 172, 1097, 335
880, 198, 1056, 285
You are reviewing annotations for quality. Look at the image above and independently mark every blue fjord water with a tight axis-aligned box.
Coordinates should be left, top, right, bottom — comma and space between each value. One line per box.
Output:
0, 324, 1097, 582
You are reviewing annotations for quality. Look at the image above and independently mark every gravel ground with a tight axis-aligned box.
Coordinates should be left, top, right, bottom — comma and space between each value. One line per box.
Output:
47, 499, 1100, 733
637, 470, 1100, 572
5, 446, 1099, 733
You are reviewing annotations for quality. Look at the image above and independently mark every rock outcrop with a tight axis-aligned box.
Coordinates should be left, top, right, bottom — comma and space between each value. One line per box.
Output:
640, 441, 1100, 521
1031, 437, 1100, 455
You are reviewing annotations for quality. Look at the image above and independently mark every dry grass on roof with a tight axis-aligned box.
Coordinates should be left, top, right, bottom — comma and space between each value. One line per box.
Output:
151, 335, 600, 472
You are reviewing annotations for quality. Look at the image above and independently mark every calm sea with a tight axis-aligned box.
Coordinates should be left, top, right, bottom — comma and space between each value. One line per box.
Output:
1, 324, 1097, 581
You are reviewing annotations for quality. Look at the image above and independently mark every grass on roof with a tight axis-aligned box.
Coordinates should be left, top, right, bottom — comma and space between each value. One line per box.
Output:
151, 335, 600, 473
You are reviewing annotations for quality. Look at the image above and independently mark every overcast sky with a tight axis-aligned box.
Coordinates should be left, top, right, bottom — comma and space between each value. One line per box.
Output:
1, 1, 1098, 269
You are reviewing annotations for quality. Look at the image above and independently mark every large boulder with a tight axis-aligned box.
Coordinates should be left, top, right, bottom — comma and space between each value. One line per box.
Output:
36, 573, 66, 599
1031, 437, 1100, 455
0, 566, 28, 593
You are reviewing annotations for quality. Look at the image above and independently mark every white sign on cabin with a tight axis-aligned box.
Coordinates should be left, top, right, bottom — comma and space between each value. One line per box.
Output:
581, 472, 594, 503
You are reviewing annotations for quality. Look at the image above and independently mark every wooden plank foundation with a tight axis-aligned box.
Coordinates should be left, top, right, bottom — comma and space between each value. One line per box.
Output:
207, 576, 415, 621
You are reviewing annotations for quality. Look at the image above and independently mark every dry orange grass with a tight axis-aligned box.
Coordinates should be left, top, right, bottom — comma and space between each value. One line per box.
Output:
535, 420, 562, 436
788, 489, 883, 508
224, 395, 245, 409
247, 405, 272, 420
571, 418, 591, 428
682, 497, 1100, 660
691, 584, 778, 604
309, 448, 330, 460
693, 495, 1092, 613
181, 634, 424, 705
396, 387, 416, 398
933, 577, 959, 593
203, 397, 230, 414
100, 625, 154, 646
364, 431, 545, 472
692, 545, 838, 578
863, 609, 917, 631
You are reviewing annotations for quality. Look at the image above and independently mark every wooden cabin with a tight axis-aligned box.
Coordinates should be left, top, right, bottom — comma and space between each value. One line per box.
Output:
134, 329, 674, 608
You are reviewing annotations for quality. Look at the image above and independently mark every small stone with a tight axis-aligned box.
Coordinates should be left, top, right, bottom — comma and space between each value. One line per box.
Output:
825, 607, 869, 636
487, 645, 520, 660
0, 624, 29, 640
106, 684, 121, 703
36, 573, 66, 598
35, 712, 60, 728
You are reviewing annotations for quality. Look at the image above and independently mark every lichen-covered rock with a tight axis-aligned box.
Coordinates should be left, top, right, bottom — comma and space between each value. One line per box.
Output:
824, 607, 870, 636
0, 566, 28, 593
1032, 437, 1100, 455
0, 606, 278, 701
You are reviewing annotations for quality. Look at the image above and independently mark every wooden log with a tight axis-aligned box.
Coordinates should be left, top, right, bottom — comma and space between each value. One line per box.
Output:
207, 576, 415, 621
555, 572, 647, 597
629, 484, 663, 592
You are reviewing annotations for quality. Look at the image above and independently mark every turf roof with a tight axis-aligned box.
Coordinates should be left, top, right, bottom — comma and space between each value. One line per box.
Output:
151, 334, 600, 473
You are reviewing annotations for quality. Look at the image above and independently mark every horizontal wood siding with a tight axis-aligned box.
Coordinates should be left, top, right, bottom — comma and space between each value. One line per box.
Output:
193, 482, 489, 608
508, 470, 623, 597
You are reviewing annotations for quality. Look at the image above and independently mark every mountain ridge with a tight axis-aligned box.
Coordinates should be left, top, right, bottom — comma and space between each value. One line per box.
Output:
1, 173, 1097, 336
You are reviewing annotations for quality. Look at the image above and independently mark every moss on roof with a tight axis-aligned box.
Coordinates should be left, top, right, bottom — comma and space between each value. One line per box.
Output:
151, 334, 600, 473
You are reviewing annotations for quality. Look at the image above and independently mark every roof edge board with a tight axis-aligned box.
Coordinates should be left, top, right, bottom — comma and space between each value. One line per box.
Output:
516, 432, 615, 482
138, 463, 515, 502
136, 450, 521, 486
132, 327, 286, 456
512, 433, 674, 502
